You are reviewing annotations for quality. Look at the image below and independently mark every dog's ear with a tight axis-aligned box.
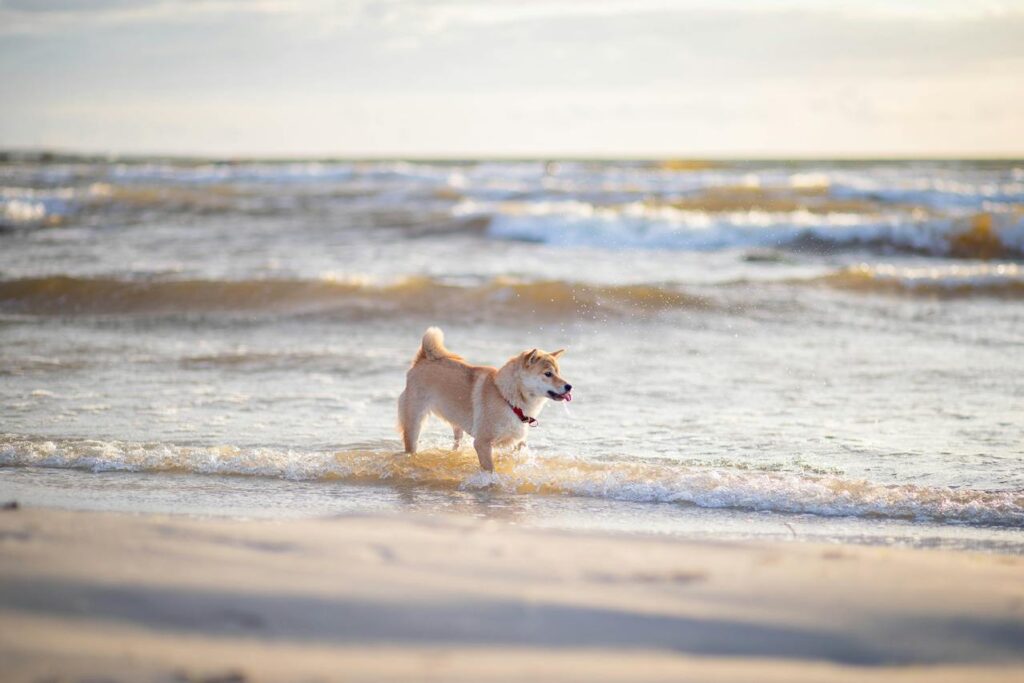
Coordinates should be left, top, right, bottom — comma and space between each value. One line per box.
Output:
550, 349, 565, 358
524, 349, 539, 365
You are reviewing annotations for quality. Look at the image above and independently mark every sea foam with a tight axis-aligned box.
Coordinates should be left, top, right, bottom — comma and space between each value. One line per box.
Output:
3, 435, 1021, 527
456, 199, 1024, 258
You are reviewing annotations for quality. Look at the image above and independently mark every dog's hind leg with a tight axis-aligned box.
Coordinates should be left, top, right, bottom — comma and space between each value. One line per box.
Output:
398, 390, 427, 454
452, 426, 463, 450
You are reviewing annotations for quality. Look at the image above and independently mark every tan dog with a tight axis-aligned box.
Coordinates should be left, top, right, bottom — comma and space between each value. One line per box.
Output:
398, 327, 572, 471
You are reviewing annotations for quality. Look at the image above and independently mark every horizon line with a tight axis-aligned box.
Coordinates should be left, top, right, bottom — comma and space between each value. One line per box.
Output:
3, 147, 1024, 164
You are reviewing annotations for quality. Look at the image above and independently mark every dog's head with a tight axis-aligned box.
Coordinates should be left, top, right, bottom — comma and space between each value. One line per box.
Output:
516, 348, 572, 402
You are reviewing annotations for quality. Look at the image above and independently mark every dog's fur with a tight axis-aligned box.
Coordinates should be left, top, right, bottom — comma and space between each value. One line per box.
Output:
398, 327, 572, 471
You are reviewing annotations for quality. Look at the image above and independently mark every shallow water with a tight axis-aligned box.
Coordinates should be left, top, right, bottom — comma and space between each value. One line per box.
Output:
1, 156, 1022, 551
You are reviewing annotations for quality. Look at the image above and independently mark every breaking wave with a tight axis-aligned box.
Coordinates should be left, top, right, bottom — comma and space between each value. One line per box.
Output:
810, 263, 1024, 298
2, 435, 1021, 526
0, 186, 80, 228
0, 275, 708, 317
459, 201, 1024, 258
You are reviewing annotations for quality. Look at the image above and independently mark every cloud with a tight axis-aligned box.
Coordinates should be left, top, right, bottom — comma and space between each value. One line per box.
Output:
0, 0, 299, 33
1, 0, 148, 11
3, 0, 1020, 33
1, 0, 1022, 155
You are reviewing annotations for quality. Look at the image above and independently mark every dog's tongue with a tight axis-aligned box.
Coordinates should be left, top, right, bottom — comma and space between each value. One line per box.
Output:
564, 391, 572, 402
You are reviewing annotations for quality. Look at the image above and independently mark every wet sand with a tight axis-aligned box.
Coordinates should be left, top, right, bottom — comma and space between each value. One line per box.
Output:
1, 506, 1022, 683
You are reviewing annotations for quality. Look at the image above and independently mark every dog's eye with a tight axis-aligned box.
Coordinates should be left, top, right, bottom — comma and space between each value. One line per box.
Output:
544, 371, 553, 377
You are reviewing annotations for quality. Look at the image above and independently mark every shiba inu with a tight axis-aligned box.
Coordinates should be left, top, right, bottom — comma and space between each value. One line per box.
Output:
398, 327, 572, 471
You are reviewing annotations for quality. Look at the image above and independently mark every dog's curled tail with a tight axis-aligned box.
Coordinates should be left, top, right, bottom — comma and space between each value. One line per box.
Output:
413, 326, 451, 364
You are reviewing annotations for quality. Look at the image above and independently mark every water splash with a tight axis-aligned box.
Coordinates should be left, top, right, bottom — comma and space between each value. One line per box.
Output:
2, 435, 1021, 527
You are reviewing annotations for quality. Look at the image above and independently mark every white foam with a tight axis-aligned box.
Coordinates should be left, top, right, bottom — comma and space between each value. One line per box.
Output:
1, 198, 47, 224
834, 179, 1024, 210
0, 185, 105, 226
454, 198, 1024, 255
845, 263, 1024, 290
2, 435, 1021, 527
108, 162, 357, 185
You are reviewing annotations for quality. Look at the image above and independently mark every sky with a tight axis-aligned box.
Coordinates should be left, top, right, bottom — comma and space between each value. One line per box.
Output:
1, 0, 1023, 158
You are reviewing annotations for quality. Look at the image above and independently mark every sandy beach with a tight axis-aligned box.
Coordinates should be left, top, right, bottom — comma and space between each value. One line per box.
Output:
4, 1, 1023, 680
1, 506, 1021, 682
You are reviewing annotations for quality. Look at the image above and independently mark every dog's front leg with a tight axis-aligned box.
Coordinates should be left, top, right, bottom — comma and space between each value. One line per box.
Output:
473, 438, 494, 472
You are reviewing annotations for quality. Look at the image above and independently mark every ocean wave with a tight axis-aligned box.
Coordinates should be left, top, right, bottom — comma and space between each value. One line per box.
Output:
0, 198, 50, 227
0, 186, 81, 228
2, 435, 1021, 526
107, 161, 357, 185
0, 275, 708, 318
658, 185, 893, 214
829, 173, 1024, 211
0, 181, 449, 230
458, 200, 1024, 258
0, 182, 250, 228
809, 263, 1024, 298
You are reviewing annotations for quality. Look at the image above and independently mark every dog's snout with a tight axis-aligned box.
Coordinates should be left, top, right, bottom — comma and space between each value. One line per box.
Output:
564, 384, 572, 392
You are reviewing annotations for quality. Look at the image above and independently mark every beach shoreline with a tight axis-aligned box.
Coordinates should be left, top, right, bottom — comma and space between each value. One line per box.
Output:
1, 506, 1022, 682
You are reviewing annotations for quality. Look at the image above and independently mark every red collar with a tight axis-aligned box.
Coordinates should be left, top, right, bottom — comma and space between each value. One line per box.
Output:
508, 402, 538, 427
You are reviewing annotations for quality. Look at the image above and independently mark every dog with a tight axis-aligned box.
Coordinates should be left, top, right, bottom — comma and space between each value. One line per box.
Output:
398, 327, 572, 471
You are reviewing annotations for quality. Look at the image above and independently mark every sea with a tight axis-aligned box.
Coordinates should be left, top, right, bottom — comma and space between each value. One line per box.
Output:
1, 154, 1022, 553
